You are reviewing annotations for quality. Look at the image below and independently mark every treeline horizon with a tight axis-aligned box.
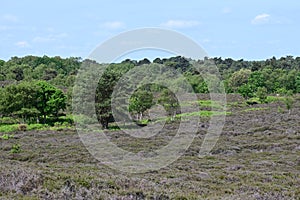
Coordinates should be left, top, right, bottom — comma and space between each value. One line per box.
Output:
0, 54, 299, 127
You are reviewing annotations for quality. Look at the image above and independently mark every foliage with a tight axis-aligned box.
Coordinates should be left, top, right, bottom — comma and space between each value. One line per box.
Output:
10, 143, 21, 153
129, 89, 154, 121
0, 134, 14, 140
158, 89, 180, 120
0, 124, 19, 132
283, 96, 294, 114
0, 81, 66, 124
228, 69, 252, 92
1, 55, 300, 128
35, 81, 66, 123
256, 87, 268, 103
238, 84, 254, 99
95, 63, 135, 129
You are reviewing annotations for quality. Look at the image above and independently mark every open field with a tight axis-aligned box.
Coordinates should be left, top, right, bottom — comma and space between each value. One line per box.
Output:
1, 95, 300, 199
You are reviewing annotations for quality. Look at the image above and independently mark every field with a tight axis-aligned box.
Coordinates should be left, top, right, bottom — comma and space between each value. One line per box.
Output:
0, 94, 300, 199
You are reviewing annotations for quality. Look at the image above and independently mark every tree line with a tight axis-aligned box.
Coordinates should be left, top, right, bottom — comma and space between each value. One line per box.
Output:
0, 55, 299, 128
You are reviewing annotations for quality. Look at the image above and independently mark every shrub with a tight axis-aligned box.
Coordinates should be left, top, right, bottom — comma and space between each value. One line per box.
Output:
0, 125, 19, 132
0, 134, 15, 140
27, 124, 48, 131
18, 124, 27, 131
256, 87, 268, 103
0, 117, 19, 125
11, 143, 21, 153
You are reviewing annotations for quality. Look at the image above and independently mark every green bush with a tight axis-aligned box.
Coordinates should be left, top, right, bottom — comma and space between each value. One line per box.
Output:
0, 134, 15, 140
27, 124, 48, 130
10, 143, 21, 153
0, 124, 18, 132
246, 97, 260, 105
0, 117, 19, 125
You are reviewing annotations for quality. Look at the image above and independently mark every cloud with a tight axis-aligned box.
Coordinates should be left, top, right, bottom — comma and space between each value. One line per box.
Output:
15, 41, 29, 48
251, 13, 271, 25
33, 33, 68, 43
102, 21, 125, 29
161, 20, 200, 28
2, 14, 18, 22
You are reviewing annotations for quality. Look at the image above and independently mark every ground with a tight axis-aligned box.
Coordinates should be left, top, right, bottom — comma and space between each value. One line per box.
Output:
0, 94, 300, 199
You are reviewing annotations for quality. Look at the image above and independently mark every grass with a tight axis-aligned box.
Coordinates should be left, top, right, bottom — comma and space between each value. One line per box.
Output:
0, 123, 73, 133
177, 110, 230, 118
0, 134, 15, 140
181, 99, 224, 109
0, 124, 19, 132
243, 107, 268, 112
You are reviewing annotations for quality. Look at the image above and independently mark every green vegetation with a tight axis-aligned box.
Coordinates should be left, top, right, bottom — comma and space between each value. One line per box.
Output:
0, 81, 66, 124
1, 55, 300, 129
176, 110, 230, 118
10, 143, 21, 153
243, 107, 268, 112
0, 134, 14, 140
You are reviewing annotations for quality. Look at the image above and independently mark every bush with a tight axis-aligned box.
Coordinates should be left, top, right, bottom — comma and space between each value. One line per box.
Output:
18, 124, 27, 131
0, 125, 18, 132
27, 124, 48, 130
1, 134, 15, 140
256, 87, 268, 103
246, 98, 260, 105
0, 117, 19, 125
10, 143, 21, 153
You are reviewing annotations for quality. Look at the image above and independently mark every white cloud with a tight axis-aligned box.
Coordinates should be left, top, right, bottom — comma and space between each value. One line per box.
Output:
102, 21, 125, 29
33, 33, 68, 43
2, 14, 18, 22
161, 20, 200, 28
15, 41, 29, 48
251, 13, 271, 25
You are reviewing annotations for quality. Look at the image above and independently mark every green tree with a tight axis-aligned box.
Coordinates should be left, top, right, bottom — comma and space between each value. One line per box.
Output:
284, 96, 294, 114
158, 89, 179, 120
129, 89, 154, 121
237, 84, 253, 99
95, 63, 134, 129
0, 82, 39, 122
296, 72, 300, 93
35, 81, 66, 123
256, 87, 268, 103
228, 69, 252, 92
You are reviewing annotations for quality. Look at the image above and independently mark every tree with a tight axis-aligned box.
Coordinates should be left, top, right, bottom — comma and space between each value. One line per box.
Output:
296, 72, 300, 93
35, 81, 66, 123
256, 87, 268, 103
237, 84, 253, 99
284, 96, 294, 114
129, 89, 154, 121
0, 82, 39, 122
228, 69, 252, 92
158, 89, 179, 120
95, 63, 134, 129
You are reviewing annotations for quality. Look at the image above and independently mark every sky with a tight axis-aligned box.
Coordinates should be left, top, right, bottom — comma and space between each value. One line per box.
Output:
1, 0, 300, 61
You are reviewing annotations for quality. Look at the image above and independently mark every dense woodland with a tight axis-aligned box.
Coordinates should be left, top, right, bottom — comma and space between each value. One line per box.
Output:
0, 55, 299, 128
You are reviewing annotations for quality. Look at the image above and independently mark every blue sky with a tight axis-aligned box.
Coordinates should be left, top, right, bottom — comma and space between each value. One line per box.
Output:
1, 0, 300, 61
